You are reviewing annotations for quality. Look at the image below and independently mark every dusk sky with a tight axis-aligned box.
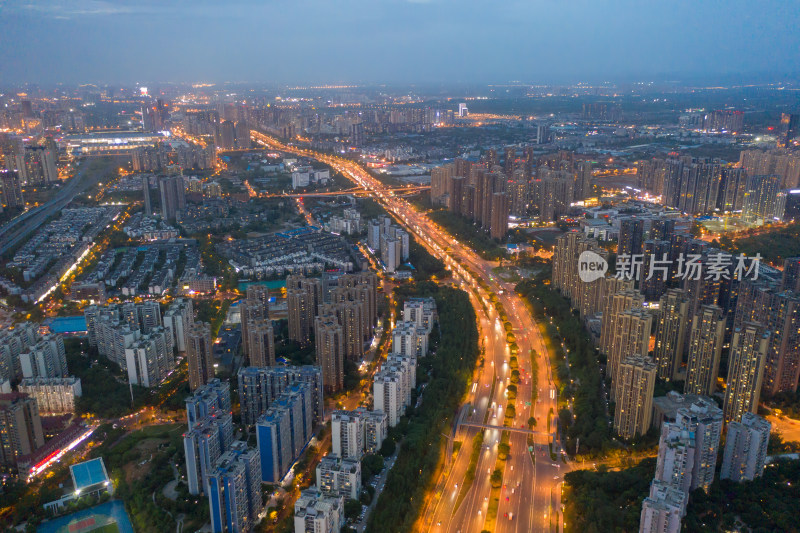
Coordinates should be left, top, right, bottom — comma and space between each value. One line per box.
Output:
2, 0, 799, 85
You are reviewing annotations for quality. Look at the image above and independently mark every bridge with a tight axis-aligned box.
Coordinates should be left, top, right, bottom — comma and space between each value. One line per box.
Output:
458, 421, 554, 438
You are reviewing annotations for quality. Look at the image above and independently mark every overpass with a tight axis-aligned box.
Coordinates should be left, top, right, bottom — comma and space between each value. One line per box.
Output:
458, 421, 554, 439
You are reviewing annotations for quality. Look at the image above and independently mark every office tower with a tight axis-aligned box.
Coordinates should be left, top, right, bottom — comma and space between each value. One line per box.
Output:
142, 175, 152, 215
19, 334, 68, 379
599, 289, 645, 357
0, 393, 44, 471
187, 322, 214, 391
207, 441, 262, 533
244, 319, 275, 367
720, 412, 771, 482
653, 290, 689, 381
684, 305, 725, 396
639, 481, 685, 533
614, 355, 657, 440
18, 377, 82, 416
781, 257, 800, 292
184, 410, 234, 495
723, 323, 770, 424
158, 175, 186, 222
315, 318, 344, 393
640, 240, 671, 301
186, 379, 232, 429
734, 282, 800, 395
0, 170, 23, 208
609, 308, 653, 388
741, 174, 784, 224
124, 326, 174, 388
777, 112, 799, 148
489, 192, 509, 240
618, 218, 645, 257
331, 410, 365, 460
316, 456, 361, 500
294, 488, 344, 533
374, 369, 403, 427
256, 384, 313, 483
237, 365, 323, 426
163, 298, 194, 353
359, 409, 388, 454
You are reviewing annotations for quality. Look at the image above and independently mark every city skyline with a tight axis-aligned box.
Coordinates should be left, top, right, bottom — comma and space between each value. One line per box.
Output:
2, 0, 800, 85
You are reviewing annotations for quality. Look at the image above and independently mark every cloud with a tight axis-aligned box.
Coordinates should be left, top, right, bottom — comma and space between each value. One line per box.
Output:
17, 0, 144, 17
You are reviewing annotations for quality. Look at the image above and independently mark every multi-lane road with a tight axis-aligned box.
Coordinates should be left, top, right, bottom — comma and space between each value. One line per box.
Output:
250, 130, 568, 532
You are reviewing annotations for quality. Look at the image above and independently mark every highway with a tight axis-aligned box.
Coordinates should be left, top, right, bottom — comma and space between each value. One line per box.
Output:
0, 158, 113, 256
250, 130, 568, 532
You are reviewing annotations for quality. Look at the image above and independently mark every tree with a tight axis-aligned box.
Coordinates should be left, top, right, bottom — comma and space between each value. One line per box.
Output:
490, 468, 503, 488
379, 438, 396, 457
528, 416, 536, 429
344, 499, 362, 520
362, 454, 384, 479
498, 442, 510, 460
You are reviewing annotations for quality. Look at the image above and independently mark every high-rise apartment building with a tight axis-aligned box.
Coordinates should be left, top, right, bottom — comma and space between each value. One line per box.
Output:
0, 393, 44, 472
316, 455, 361, 500
256, 384, 313, 483
184, 410, 234, 495
207, 441, 262, 533
639, 480, 685, 533
720, 412, 771, 482
187, 322, 215, 391
186, 379, 231, 430
614, 355, 657, 439
653, 289, 689, 381
684, 305, 725, 396
293, 488, 344, 533
331, 410, 365, 460
609, 308, 653, 389
244, 319, 275, 367
314, 318, 344, 393
237, 365, 323, 426
158, 175, 186, 222
163, 298, 194, 353
723, 323, 770, 424
18, 377, 82, 416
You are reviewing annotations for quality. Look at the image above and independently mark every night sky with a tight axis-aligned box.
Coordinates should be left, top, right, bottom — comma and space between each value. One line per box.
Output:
1, 0, 798, 85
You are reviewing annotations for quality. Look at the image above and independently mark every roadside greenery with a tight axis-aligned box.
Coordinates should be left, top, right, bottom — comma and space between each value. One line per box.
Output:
366, 282, 480, 532
516, 274, 612, 457
428, 210, 507, 260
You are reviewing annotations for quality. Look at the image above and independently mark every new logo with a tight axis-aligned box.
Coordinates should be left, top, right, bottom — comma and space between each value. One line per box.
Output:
578, 251, 608, 283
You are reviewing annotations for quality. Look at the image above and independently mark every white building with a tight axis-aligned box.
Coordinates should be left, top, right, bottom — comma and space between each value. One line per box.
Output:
639, 480, 685, 533
20, 334, 67, 379
316, 455, 361, 500
163, 298, 194, 352
331, 410, 365, 460
359, 409, 388, 454
402, 297, 437, 334
721, 412, 771, 482
391, 321, 428, 358
374, 370, 403, 427
124, 326, 175, 388
18, 377, 82, 415
294, 488, 344, 533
